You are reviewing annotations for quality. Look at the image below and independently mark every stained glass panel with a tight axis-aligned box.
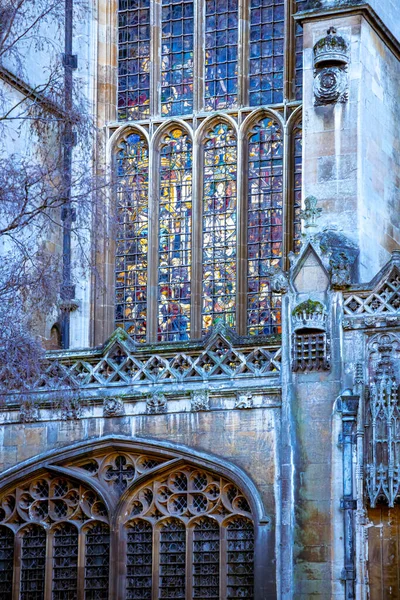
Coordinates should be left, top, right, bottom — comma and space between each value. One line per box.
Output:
161, 0, 194, 116
0, 526, 13, 600
193, 518, 220, 599
202, 122, 237, 333
52, 523, 78, 600
159, 519, 186, 599
158, 129, 192, 341
226, 518, 254, 599
247, 117, 283, 336
205, 0, 238, 111
249, 0, 284, 106
126, 520, 152, 599
118, 0, 151, 120
294, 0, 306, 99
115, 132, 149, 342
84, 523, 110, 600
293, 120, 302, 252
20, 525, 46, 600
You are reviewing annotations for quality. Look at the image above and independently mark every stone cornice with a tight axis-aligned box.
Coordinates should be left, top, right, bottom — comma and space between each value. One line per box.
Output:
294, 3, 400, 62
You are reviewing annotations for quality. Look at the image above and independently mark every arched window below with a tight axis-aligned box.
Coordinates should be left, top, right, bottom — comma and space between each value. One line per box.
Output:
0, 525, 14, 600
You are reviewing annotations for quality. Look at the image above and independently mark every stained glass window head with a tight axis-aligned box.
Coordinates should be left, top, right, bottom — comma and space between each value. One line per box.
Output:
115, 131, 149, 342
202, 121, 237, 333
158, 127, 193, 342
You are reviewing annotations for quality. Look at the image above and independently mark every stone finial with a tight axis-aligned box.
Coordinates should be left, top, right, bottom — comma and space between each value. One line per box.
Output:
191, 390, 210, 411
299, 196, 322, 229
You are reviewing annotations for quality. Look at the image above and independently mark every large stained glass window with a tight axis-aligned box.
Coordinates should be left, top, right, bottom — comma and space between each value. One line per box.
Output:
249, 0, 284, 106
226, 518, 254, 599
0, 526, 13, 600
202, 122, 237, 332
293, 119, 302, 252
115, 132, 149, 342
247, 117, 283, 335
158, 129, 192, 342
294, 0, 306, 99
161, 0, 194, 116
52, 523, 79, 600
205, 0, 238, 111
118, 0, 151, 120
20, 525, 46, 600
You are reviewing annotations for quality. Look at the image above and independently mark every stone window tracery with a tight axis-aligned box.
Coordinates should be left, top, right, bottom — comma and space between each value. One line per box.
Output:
0, 455, 256, 598
113, 117, 302, 342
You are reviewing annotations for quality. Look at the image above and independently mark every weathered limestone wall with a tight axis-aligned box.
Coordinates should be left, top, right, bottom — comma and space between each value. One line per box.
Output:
302, 11, 400, 283
358, 19, 400, 279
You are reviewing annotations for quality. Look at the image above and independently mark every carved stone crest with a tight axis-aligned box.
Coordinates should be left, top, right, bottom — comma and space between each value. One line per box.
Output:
235, 392, 253, 409
146, 392, 167, 414
20, 400, 39, 423
191, 390, 210, 411
60, 395, 82, 421
330, 252, 352, 289
103, 396, 125, 418
314, 67, 348, 106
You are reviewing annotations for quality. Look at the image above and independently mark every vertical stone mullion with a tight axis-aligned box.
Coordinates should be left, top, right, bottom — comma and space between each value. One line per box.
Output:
282, 120, 290, 270
284, 0, 296, 100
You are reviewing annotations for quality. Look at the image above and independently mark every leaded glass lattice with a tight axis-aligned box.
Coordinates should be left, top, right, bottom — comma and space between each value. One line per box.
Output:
126, 520, 152, 599
84, 523, 110, 600
115, 132, 149, 342
158, 129, 192, 341
293, 120, 302, 253
205, 0, 238, 111
202, 122, 237, 332
193, 518, 220, 599
20, 525, 46, 600
294, 0, 306, 99
159, 519, 186, 599
52, 523, 78, 600
161, 0, 194, 116
0, 526, 13, 599
118, 0, 151, 120
247, 117, 283, 335
227, 518, 254, 599
249, 0, 284, 106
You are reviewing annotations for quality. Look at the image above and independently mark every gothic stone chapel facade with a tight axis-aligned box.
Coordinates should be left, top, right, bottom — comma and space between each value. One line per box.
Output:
1, 0, 400, 598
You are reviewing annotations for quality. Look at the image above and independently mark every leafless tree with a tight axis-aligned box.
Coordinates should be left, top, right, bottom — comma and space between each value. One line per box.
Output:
0, 0, 104, 402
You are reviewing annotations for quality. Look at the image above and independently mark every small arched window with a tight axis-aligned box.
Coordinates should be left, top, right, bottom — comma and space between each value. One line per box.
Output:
158, 128, 193, 341
52, 523, 79, 599
115, 132, 149, 342
202, 122, 237, 333
0, 525, 14, 600
20, 524, 46, 600
247, 116, 283, 335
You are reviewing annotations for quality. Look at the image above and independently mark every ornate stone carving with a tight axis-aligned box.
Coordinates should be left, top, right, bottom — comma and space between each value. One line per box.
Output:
190, 390, 210, 411
19, 400, 39, 423
292, 300, 326, 331
266, 265, 289, 293
103, 396, 125, 418
60, 395, 82, 420
314, 67, 348, 106
235, 392, 253, 409
313, 28, 349, 106
299, 196, 322, 230
330, 252, 352, 289
146, 392, 167, 414
365, 334, 400, 507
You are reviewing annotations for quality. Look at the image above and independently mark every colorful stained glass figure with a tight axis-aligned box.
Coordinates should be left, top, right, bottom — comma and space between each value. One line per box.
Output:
249, 0, 284, 106
205, 0, 238, 111
158, 128, 192, 341
247, 117, 283, 336
202, 122, 237, 333
115, 132, 149, 342
294, 0, 306, 99
118, 0, 151, 120
161, 0, 194, 116
293, 120, 302, 252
